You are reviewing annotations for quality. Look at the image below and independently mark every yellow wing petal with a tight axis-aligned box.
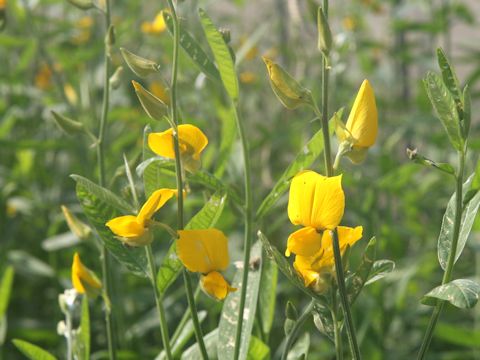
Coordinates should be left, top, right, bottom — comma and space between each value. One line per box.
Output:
200, 271, 236, 300
148, 129, 175, 159
178, 124, 208, 159
320, 226, 363, 261
293, 256, 320, 287
177, 229, 229, 273
137, 188, 177, 223
288, 170, 345, 230
345, 79, 378, 148
286, 226, 323, 257
106, 215, 145, 238
72, 253, 102, 295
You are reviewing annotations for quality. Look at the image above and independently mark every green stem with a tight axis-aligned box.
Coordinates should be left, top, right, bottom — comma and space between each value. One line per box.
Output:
96, 0, 115, 358
170, 286, 201, 345
164, 1, 208, 358
331, 289, 343, 360
65, 309, 73, 360
281, 301, 314, 360
417, 149, 466, 360
232, 100, 254, 360
146, 245, 173, 360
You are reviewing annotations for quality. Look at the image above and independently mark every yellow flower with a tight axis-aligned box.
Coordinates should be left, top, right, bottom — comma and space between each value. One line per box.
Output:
141, 11, 167, 34
106, 189, 177, 246
240, 71, 257, 84
35, 64, 53, 90
148, 124, 208, 173
177, 229, 236, 300
72, 252, 102, 297
293, 226, 363, 289
336, 79, 378, 164
342, 16, 357, 31
0, 0, 6, 9
64, 84, 78, 106
288, 170, 344, 230
149, 81, 171, 105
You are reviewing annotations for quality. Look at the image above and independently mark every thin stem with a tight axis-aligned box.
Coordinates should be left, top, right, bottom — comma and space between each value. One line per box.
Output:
65, 310, 73, 360
318, 2, 361, 358
170, 286, 201, 345
164, 1, 208, 358
417, 149, 466, 360
331, 289, 343, 360
232, 100, 254, 360
96, 0, 115, 357
281, 301, 314, 360
146, 245, 173, 359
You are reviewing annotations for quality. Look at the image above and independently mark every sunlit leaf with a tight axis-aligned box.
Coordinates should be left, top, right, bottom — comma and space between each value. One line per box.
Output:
422, 279, 480, 308
258, 255, 278, 338
0, 266, 14, 318
12, 339, 57, 360
365, 259, 395, 285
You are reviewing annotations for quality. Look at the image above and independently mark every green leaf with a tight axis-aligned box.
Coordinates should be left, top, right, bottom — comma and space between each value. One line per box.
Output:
163, 13, 221, 83
258, 255, 278, 338
312, 304, 334, 342
71, 175, 134, 213
365, 259, 395, 285
75, 182, 149, 277
78, 296, 90, 360
181, 329, 218, 359
462, 85, 471, 139
214, 103, 237, 178
156, 192, 227, 293
346, 237, 376, 305
423, 71, 463, 151
287, 332, 310, 360
421, 279, 480, 308
247, 336, 270, 360
12, 339, 57, 360
258, 231, 324, 302
0, 266, 14, 318
436, 48, 462, 117
434, 322, 480, 348
256, 128, 326, 219
199, 8, 239, 101
438, 174, 480, 270
218, 241, 262, 360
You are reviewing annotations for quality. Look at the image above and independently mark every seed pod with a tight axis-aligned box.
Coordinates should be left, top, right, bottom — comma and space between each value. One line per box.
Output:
51, 111, 84, 135
121, 48, 160, 78
132, 81, 169, 123
317, 7, 332, 56
66, 0, 94, 10
109, 66, 123, 89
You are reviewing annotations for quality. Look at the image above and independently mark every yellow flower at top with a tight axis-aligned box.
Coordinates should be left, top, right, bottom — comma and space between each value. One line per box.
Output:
106, 189, 177, 246
177, 229, 236, 300
148, 124, 208, 173
0, 0, 6, 9
72, 253, 102, 297
141, 11, 167, 34
286, 170, 363, 292
336, 79, 378, 164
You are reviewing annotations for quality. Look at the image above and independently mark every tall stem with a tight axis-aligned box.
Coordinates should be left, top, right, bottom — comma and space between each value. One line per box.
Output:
417, 149, 466, 360
318, 2, 361, 358
331, 289, 343, 360
96, 0, 115, 357
281, 301, 314, 360
164, 1, 209, 358
232, 100, 254, 360
65, 310, 73, 360
146, 245, 173, 360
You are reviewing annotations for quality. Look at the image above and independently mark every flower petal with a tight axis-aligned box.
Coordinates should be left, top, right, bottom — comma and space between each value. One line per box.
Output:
293, 257, 320, 287
137, 188, 177, 224
345, 79, 378, 148
72, 253, 102, 296
286, 226, 323, 257
106, 215, 145, 238
177, 229, 229, 273
148, 128, 175, 159
200, 271, 236, 300
288, 170, 345, 230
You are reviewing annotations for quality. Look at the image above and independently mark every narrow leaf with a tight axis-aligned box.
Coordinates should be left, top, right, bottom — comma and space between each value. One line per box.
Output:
436, 48, 462, 116
365, 259, 395, 285
287, 332, 310, 360
181, 329, 218, 359
199, 8, 239, 101
12, 339, 57, 360
421, 279, 480, 309
0, 266, 14, 318
346, 237, 376, 305
258, 255, 278, 338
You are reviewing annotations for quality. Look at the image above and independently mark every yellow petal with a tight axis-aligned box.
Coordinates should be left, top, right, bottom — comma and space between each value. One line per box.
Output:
152, 11, 167, 33
137, 188, 177, 224
288, 170, 345, 230
293, 257, 320, 287
105, 215, 145, 238
177, 229, 229, 273
345, 79, 378, 148
148, 124, 208, 160
286, 226, 323, 257
72, 253, 102, 296
200, 271, 236, 300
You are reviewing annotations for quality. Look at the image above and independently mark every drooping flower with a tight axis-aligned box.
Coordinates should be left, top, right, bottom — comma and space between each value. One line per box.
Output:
176, 229, 236, 300
141, 11, 167, 34
286, 170, 363, 291
148, 124, 208, 173
71, 253, 102, 297
335, 79, 378, 164
106, 189, 177, 246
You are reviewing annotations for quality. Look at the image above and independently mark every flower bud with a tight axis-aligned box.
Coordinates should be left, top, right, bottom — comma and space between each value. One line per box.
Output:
121, 48, 160, 78
109, 66, 123, 89
66, 0, 94, 10
285, 301, 298, 320
61, 205, 91, 240
132, 81, 169, 122
317, 7, 332, 56
51, 111, 84, 136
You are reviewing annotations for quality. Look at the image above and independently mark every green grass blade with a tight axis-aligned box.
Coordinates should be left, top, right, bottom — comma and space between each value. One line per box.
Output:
12, 339, 57, 360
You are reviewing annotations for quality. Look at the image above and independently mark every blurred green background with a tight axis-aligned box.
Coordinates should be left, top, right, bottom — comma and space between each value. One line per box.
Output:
1, 0, 480, 359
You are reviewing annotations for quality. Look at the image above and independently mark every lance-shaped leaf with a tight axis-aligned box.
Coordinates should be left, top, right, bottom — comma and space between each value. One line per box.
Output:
121, 48, 160, 78
156, 192, 227, 294
462, 85, 471, 139
421, 279, 480, 309
199, 8, 239, 101
218, 241, 262, 360
313, 304, 334, 342
258, 255, 278, 337
0, 266, 14, 319
365, 259, 395, 285
287, 332, 310, 360
12, 339, 57, 360
438, 174, 480, 270
437, 48, 462, 118
424, 71, 463, 151
346, 237, 376, 305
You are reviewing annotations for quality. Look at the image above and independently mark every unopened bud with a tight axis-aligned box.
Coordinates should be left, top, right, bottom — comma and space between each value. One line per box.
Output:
219, 28, 231, 44
51, 111, 84, 136
121, 48, 160, 78
132, 81, 169, 122
109, 66, 123, 89
285, 301, 298, 320
317, 7, 332, 56
61, 205, 91, 240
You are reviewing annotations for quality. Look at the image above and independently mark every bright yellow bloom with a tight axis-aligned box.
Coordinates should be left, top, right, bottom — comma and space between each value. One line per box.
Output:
148, 124, 208, 173
177, 229, 236, 300
141, 11, 167, 34
288, 171, 344, 230
106, 189, 176, 246
72, 253, 102, 297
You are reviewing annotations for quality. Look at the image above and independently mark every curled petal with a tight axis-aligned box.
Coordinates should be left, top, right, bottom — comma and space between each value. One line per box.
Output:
72, 253, 102, 296
288, 170, 345, 230
286, 226, 323, 257
106, 215, 145, 238
177, 229, 229, 273
137, 188, 177, 224
201, 271, 236, 300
